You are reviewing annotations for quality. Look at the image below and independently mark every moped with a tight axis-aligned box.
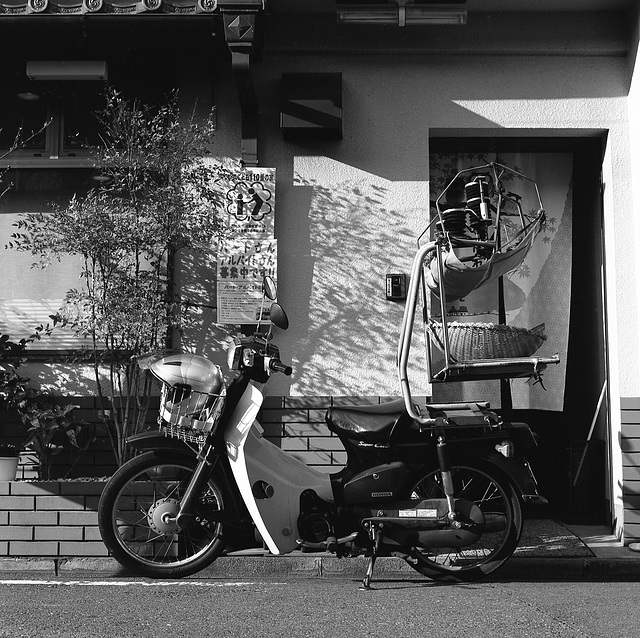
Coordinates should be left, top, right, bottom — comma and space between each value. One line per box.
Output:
98, 250, 548, 588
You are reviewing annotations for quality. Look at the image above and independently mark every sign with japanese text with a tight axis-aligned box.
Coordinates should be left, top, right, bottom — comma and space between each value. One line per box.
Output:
214, 162, 275, 239
216, 239, 277, 324
210, 160, 278, 324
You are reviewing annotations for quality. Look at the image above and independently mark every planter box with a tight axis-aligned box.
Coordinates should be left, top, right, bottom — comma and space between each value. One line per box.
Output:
0, 457, 18, 481
0, 480, 108, 557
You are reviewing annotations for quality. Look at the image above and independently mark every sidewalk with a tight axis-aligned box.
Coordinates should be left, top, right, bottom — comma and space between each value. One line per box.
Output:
495, 522, 640, 581
1, 520, 640, 581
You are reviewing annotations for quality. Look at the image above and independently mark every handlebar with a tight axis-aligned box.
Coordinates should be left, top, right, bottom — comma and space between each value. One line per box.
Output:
268, 358, 293, 376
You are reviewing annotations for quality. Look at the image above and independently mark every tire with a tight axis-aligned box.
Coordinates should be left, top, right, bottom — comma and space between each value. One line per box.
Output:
98, 451, 228, 578
403, 462, 522, 583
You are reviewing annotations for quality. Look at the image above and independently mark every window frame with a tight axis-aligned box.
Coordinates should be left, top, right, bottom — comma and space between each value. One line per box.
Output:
0, 83, 102, 169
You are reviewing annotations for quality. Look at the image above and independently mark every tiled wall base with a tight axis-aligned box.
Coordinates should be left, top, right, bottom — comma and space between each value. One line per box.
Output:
0, 480, 107, 557
622, 397, 640, 544
0, 395, 426, 557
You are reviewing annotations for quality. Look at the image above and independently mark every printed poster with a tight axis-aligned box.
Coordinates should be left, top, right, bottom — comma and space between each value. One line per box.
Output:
208, 160, 275, 238
210, 161, 277, 324
217, 239, 277, 324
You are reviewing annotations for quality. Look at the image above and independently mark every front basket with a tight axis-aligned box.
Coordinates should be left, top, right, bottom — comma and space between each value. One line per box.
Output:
158, 382, 226, 444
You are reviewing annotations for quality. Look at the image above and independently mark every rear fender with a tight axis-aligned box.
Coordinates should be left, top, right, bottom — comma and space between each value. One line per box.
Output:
479, 451, 547, 506
501, 421, 538, 450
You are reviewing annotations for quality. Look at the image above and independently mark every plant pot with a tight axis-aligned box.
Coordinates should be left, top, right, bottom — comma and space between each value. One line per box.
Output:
0, 456, 19, 481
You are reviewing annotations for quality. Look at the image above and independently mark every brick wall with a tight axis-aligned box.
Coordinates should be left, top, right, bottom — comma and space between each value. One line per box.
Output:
3, 394, 418, 477
0, 396, 162, 480
0, 480, 107, 557
621, 397, 640, 543
0, 394, 418, 557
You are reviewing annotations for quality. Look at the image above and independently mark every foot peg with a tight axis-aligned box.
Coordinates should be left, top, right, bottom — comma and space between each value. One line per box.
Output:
296, 532, 359, 551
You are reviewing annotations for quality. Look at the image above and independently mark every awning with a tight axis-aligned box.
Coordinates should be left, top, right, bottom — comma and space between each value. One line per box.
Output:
0, 0, 263, 17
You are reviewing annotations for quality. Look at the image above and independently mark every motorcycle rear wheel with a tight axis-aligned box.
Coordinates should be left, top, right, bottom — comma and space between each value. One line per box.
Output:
404, 462, 522, 583
98, 451, 228, 578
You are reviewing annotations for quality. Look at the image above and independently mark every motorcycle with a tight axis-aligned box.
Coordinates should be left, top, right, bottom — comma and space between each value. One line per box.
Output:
98, 245, 547, 588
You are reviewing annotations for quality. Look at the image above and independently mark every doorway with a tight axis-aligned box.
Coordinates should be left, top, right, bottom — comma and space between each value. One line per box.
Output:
429, 136, 608, 524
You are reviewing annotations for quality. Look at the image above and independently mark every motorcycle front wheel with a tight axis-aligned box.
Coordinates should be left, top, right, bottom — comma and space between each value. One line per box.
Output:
98, 451, 228, 578
404, 462, 522, 583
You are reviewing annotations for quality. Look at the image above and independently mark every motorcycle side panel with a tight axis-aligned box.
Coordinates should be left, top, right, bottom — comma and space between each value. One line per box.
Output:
342, 461, 413, 505
225, 382, 333, 555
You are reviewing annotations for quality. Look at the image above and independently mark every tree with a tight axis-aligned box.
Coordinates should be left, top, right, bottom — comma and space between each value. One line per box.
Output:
10, 88, 225, 465
0, 119, 52, 198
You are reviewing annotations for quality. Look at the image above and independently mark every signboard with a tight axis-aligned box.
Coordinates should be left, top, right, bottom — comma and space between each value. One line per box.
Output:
217, 239, 277, 324
210, 162, 275, 238
210, 162, 277, 324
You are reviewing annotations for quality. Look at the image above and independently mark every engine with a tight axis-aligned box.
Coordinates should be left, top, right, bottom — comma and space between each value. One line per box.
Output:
297, 489, 338, 545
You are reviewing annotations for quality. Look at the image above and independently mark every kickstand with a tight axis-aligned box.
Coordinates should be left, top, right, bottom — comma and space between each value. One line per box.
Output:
360, 524, 384, 590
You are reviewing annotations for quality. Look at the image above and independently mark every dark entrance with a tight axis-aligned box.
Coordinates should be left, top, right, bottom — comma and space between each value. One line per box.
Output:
429, 136, 608, 524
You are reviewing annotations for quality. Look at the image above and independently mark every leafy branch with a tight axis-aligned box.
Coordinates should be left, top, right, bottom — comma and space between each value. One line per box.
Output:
6, 88, 226, 466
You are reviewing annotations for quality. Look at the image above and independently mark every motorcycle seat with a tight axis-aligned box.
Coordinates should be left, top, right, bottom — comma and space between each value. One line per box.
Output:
326, 399, 407, 443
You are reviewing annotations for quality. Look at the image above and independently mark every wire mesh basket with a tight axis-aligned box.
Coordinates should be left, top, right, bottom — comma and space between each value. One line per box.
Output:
157, 382, 226, 445
428, 320, 547, 362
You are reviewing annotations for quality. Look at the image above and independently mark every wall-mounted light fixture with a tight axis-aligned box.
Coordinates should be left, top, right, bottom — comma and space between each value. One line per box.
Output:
337, 1, 466, 27
26, 60, 108, 81
280, 73, 343, 141
17, 90, 42, 101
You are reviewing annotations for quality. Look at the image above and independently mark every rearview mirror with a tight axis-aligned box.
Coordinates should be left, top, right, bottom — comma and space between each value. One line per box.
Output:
269, 302, 289, 330
263, 276, 278, 301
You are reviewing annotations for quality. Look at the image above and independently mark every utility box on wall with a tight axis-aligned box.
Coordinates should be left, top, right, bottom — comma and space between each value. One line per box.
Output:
280, 72, 343, 141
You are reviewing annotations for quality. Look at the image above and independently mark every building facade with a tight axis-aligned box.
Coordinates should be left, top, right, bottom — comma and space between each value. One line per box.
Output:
1, 1, 639, 542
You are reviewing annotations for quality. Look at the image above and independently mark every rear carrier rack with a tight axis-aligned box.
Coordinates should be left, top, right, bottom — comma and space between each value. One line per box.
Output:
398, 162, 560, 425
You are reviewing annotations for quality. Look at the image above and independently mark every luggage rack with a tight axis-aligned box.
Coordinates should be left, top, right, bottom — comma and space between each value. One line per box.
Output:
398, 240, 559, 425
397, 163, 560, 426
429, 354, 560, 383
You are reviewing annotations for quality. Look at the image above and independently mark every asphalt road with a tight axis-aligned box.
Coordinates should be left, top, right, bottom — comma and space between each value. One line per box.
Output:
0, 575, 639, 638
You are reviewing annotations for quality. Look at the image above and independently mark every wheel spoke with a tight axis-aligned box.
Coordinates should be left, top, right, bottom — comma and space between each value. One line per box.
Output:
405, 464, 522, 582
99, 454, 227, 577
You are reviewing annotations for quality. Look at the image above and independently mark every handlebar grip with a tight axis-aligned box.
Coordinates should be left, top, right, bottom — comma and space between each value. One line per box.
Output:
269, 359, 293, 376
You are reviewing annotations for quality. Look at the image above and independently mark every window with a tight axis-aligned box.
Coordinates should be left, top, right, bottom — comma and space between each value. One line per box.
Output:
0, 81, 105, 167
0, 168, 95, 352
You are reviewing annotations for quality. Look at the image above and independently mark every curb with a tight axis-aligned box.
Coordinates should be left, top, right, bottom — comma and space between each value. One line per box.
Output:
2, 555, 640, 581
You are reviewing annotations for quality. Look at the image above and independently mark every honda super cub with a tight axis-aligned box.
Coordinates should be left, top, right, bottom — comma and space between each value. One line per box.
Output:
98, 272, 547, 587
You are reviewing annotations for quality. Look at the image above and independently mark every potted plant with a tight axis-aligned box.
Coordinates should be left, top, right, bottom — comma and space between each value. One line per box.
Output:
1, 327, 90, 480
0, 443, 19, 481
18, 393, 90, 480
1, 333, 30, 481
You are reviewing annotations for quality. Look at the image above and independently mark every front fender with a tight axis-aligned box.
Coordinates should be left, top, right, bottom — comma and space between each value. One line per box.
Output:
126, 431, 197, 455
126, 433, 250, 532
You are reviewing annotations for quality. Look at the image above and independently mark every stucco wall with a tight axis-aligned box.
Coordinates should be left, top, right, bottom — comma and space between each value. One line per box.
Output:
616, 4, 640, 539
627, 12, 640, 397
17, 12, 638, 412
202, 50, 633, 403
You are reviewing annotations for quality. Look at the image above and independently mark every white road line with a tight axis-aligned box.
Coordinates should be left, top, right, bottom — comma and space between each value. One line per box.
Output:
0, 580, 283, 587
